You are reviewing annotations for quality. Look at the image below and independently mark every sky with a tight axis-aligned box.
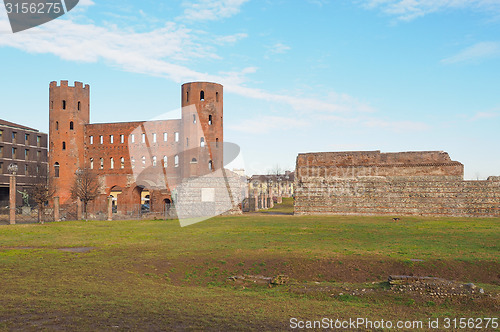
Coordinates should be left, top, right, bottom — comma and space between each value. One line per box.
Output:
0, 0, 499, 178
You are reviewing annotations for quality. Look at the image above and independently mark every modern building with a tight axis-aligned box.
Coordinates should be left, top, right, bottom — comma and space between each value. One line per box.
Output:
0, 119, 48, 207
248, 170, 295, 198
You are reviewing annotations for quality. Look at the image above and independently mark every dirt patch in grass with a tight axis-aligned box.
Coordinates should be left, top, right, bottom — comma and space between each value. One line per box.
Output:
58, 247, 95, 253
139, 254, 500, 286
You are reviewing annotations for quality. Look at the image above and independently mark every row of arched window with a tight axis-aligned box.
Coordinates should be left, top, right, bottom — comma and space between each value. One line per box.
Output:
87, 156, 214, 170
55, 121, 74, 131
186, 90, 219, 103
52, 100, 81, 111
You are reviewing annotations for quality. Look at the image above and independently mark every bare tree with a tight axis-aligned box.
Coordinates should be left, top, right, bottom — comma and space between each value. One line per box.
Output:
30, 178, 54, 224
267, 164, 283, 176
71, 168, 99, 220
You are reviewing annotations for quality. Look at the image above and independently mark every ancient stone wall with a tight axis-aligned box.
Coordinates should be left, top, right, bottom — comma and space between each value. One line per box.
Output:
295, 151, 500, 217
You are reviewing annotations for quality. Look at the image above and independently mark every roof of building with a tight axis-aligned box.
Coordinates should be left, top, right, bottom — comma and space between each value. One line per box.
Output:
249, 171, 295, 183
0, 119, 40, 132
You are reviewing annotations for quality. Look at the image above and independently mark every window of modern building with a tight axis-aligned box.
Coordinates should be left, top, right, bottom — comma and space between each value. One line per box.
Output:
12, 147, 16, 159
163, 132, 168, 142
110, 157, 114, 169
25, 134, 29, 145
36, 165, 40, 174
100, 158, 104, 169
120, 157, 125, 169
174, 155, 179, 167
54, 162, 60, 177
70, 121, 74, 130
120, 134, 124, 143
110, 135, 114, 144
0, 146, 2, 157
25, 149, 29, 160
37, 136, 41, 147
25, 164, 29, 176
0, 162, 3, 173
12, 132, 16, 144
0, 129, 3, 142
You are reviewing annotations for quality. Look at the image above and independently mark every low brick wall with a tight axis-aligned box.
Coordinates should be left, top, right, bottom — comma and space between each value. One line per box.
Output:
295, 151, 500, 217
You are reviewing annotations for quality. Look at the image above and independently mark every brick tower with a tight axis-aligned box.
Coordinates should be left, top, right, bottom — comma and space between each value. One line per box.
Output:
180, 82, 223, 179
49, 81, 90, 205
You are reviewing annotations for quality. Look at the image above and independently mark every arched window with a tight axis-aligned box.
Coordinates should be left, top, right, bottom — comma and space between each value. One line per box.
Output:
62, 100, 66, 109
54, 162, 60, 178
200, 137, 205, 147
78, 101, 81, 110
216, 138, 219, 148
174, 155, 179, 167
216, 92, 219, 102
186, 137, 189, 147
120, 157, 125, 169
193, 114, 196, 124
163, 132, 168, 142
90, 158, 94, 169
100, 158, 104, 169
163, 156, 167, 167
152, 156, 157, 167
70, 121, 74, 130
191, 158, 198, 163
186, 91, 189, 102
51, 101, 53, 109
200, 90, 205, 101
175, 132, 179, 142
110, 157, 114, 169
208, 115, 213, 125
141, 156, 146, 167
208, 160, 213, 171
131, 157, 135, 169
62, 142, 66, 150
56, 121, 59, 130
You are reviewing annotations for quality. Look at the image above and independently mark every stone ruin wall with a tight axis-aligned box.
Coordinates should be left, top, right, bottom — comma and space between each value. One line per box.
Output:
295, 151, 500, 217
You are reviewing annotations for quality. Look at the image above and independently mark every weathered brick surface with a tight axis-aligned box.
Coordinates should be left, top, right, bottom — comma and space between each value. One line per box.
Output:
49, 81, 225, 216
295, 151, 500, 217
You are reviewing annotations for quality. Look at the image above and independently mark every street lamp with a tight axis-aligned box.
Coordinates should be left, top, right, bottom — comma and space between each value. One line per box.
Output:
8, 163, 18, 225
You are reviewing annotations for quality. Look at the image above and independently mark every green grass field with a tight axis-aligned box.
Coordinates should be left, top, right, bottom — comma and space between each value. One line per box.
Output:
0, 208, 499, 330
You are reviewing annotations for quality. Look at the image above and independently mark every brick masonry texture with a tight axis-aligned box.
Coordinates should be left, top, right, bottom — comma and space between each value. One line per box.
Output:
295, 151, 500, 217
49, 80, 225, 216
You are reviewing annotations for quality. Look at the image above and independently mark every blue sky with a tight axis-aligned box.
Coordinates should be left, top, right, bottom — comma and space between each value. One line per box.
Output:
0, 0, 499, 178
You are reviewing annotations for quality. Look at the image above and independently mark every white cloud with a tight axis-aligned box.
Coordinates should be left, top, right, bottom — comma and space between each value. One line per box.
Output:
79, 0, 95, 6
470, 109, 500, 121
441, 41, 500, 64
269, 42, 291, 54
0, 5, 373, 118
180, 0, 249, 21
362, 0, 500, 20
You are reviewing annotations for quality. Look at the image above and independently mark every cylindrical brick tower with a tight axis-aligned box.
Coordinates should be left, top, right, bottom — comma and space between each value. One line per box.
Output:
49, 80, 90, 205
180, 82, 223, 179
